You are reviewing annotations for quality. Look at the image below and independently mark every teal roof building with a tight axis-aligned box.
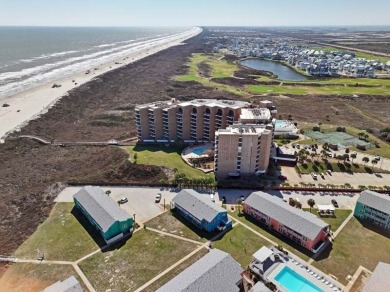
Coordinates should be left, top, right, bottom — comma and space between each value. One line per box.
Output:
74, 186, 133, 242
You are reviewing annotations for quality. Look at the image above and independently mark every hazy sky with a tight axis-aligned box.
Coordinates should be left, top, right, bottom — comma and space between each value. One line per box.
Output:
1, 0, 389, 27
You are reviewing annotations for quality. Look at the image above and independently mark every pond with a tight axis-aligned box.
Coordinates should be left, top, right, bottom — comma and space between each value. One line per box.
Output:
240, 59, 308, 81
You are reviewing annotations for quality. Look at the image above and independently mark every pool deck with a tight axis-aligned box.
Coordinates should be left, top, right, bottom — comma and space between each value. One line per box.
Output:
267, 257, 343, 292
181, 143, 214, 173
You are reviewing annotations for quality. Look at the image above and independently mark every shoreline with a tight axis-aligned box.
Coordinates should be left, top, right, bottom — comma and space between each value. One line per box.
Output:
0, 27, 202, 142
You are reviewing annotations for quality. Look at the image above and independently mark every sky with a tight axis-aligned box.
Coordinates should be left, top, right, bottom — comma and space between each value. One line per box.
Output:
0, 0, 389, 27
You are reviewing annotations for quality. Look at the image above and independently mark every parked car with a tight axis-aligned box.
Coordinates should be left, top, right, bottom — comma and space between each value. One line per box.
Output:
326, 170, 332, 175
278, 175, 287, 180
311, 173, 318, 180
240, 196, 245, 202
331, 199, 339, 208
222, 196, 226, 204
375, 155, 381, 161
155, 193, 162, 203
119, 197, 128, 204
320, 173, 325, 179
210, 193, 215, 203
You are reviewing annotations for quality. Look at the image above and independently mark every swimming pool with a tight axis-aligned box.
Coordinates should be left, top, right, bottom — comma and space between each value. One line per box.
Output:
275, 120, 290, 128
192, 146, 208, 156
274, 266, 323, 292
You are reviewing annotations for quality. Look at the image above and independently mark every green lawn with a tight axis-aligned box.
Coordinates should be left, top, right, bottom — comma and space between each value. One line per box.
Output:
303, 209, 352, 232
126, 145, 214, 179
145, 211, 210, 242
14, 203, 99, 261
0, 263, 85, 292
141, 248, 209, 292
79, 229, 198, 292
229, 211, 311, 261
312, 217, 390, 285
313, 45, 390, 61
296, 161, 387, 174
212, 225, 270, 267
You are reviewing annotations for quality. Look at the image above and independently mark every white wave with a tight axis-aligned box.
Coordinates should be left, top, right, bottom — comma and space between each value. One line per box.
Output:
0, 28, 199, 97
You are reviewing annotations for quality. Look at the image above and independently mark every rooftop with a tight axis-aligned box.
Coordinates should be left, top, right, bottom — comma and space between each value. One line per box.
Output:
240, 108, 272, 121
217, 124, 272, 136
172, 189, 227, 223
73, 186, 131, 233
157, 249, 243, 292
253, 246, 274, 263
357, 190, 390, 215
43, 276, 82, 292
180, 99, 250, 109
362, 262, 390, 292
244, 192, 329, 240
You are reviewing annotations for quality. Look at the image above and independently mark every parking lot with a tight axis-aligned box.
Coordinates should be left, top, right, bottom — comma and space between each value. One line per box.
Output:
56, 186, 180, 223
217, 189, 359, 209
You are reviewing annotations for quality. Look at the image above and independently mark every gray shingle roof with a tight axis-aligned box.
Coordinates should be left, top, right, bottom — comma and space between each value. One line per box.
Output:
249, 281, 272, 292
357, 190, 390, 214
157, 249, 243, 292
73, 186, 131, 233
172, 189, 227, 222
244, 192, 328, 240
363, 262, 390, 292
43, 276, 83, 292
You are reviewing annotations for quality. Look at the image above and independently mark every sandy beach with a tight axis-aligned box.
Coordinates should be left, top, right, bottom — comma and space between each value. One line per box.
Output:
0, 27, 202, 142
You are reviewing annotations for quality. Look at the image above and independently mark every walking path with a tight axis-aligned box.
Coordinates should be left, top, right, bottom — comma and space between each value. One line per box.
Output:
146, 227, 204, 245
72, 263, 97, 292
344, 265, 372, 291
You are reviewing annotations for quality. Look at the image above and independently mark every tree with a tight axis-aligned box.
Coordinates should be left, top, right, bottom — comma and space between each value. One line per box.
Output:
342, 153, 349, 162
289, 198, 296, 207
362, 157, 370, 165
237, 199, 243, 214
363, 133, 369, 141
323, 142, 329, 150
307, 198, 315, 212
336, 155, 343, 163
133, 153, 138, 161
295, 201, 302, 209
371, 159, 378, 168
105, 190, 111, 196
350, 153, 357, 163
358, 132, 365, 139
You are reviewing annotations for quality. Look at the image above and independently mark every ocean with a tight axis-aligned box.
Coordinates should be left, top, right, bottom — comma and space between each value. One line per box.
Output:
0, 26, 191, 98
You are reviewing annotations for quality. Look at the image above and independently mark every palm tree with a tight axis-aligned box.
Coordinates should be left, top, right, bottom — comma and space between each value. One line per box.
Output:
323, 142, 329, 150
289, 198, 296, 207
295, 201, 302, 209
105, 190, 111, 196
358, 132, 365, 139
350, 153, 357, 163
342, 153, 349, 163
362, 157, 369, 165
371, 159, 378, 169
307, 198, 315, 212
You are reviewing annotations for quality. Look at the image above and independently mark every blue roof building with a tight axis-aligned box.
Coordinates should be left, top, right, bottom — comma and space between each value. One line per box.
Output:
171, 189, 232, 232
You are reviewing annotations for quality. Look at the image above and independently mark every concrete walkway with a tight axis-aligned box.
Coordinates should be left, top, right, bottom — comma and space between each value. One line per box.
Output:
344, 265, 372, 291
72, 263, 96, 292
146, 227, 204, 245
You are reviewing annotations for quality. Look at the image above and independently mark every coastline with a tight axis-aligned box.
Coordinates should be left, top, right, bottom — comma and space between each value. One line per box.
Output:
0, 27, 202, 142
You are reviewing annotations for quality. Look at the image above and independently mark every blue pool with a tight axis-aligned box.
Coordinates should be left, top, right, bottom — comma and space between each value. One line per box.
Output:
274, 266, 323, 292
275, 120, 289, 128
192, 146, 208, 156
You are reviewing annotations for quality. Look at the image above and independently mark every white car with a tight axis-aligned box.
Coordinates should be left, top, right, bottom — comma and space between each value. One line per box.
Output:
119, 197, 128, 204
155, 193, 162, 203
311, 173, 318, 180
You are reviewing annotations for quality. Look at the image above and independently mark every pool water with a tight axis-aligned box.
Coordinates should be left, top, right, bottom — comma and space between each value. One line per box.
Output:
275, 120, 290, 128
192, 147, 208, 156
274, 266, 323, 292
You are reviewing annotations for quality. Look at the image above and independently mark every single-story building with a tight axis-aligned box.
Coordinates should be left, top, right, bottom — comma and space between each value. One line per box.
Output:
362, 262, 390, 292
43, 276, 82, 292
171, 189, 232, 232
354, 190, 390, 229
74, 186, 133, 242
243, 192, 329, 252
157, 249, 243, 292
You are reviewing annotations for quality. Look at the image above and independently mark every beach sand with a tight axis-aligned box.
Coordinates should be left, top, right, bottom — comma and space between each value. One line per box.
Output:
0, 27, 202, 142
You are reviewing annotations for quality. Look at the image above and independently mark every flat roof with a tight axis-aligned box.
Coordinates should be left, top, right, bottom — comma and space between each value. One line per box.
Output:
363, 262, 390, 292
245, 192, 328, 240
357, 190, 390, 215
240, 108, 272, 121
179, 99, 249, 109
217, 124, 272, 135
157, 249, 243, 292
253, 246, 273, 263
73, 186, 131, 233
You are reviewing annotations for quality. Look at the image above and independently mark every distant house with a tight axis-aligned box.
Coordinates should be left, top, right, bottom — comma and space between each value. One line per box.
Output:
354, 190, 390, 229
157, 249, 243, 292
243, 192, 329, 252
362, 262, 390, 292
43, 276, 82, 292
73, 186, 133, 243
171, 189, 232, 232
